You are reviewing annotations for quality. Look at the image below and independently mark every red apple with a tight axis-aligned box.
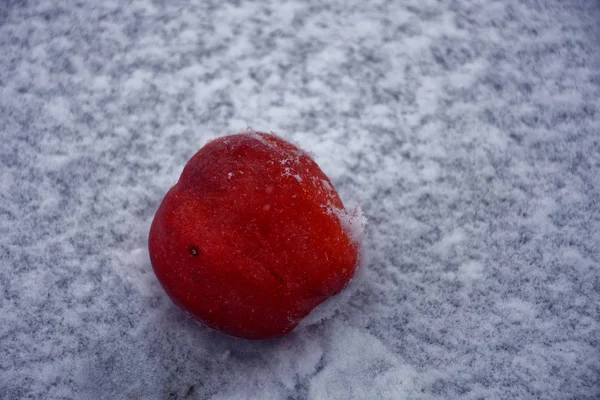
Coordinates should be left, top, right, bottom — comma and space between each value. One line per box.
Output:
148, 131, 360, 339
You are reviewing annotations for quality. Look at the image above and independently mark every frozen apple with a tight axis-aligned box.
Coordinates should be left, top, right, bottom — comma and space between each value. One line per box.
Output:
148, 131, 361, 339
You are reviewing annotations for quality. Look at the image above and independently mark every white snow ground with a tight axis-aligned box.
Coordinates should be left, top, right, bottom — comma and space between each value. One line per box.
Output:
1, 1, 600, 399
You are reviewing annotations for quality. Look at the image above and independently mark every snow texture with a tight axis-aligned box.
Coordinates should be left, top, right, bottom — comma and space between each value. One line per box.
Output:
1, 0, 600, 399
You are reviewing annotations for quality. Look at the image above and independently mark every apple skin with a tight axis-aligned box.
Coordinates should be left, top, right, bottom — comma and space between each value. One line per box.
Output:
148, 131, 359, 339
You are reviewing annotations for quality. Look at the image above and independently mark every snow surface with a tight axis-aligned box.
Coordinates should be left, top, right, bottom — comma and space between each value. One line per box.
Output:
2, 0, 600, 399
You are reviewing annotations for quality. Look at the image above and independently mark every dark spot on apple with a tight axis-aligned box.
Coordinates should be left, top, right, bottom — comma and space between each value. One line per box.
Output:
268, 268, 285, 284
189, 246, 199, 256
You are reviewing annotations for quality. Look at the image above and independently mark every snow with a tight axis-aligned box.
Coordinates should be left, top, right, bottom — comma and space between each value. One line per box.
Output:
2, 0, 600, 399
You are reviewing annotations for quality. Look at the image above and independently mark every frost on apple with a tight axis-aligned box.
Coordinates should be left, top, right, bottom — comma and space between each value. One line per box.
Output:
334, 205, 366, 245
